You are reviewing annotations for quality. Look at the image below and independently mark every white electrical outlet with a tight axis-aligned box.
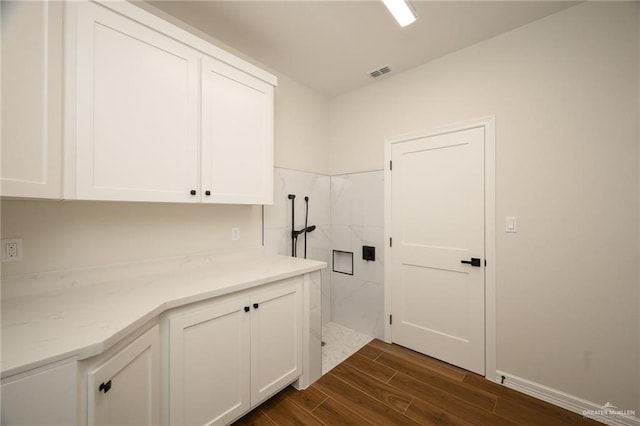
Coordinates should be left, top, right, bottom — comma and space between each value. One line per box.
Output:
231, 228, 240, 241
1, 238, 23, 262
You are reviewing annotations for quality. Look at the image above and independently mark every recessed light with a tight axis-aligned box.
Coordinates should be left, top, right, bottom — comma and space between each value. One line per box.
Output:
382, 0, 417, 27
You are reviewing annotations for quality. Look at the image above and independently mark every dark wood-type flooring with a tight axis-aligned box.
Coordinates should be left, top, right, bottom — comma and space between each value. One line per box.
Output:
233, 339, 602, 426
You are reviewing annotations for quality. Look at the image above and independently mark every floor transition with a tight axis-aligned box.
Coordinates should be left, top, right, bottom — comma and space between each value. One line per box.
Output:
234, 339, 602, 425
321, 322, 373, 375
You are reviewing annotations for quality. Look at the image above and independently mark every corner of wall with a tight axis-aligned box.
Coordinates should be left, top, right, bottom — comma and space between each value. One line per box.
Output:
272, 74, 331, 175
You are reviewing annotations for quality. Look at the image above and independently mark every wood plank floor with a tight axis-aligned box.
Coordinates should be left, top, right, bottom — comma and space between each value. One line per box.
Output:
233, 339, 602, 426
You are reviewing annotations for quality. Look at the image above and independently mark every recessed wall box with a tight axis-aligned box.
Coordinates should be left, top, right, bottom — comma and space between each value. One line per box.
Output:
363, 246, 375, 261
332, 250, 354, 275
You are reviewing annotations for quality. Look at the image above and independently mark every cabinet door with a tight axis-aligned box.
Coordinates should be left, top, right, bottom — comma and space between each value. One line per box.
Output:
1, 361, 77, 425
169, 296, 251, 425
88, 326, 160, 426
1, 1, 63, 198
250, 279, 302, 406
69, 2, 200, 202
201, 57, 274, 205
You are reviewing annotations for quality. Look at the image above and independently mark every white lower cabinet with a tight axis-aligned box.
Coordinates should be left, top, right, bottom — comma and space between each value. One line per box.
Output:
86, 325, 160, 426
1, 361, 78, 425
0, 273, 314, 426
167, 278, 302, 425
250, 281, 303, 405
168, 295, 251, 425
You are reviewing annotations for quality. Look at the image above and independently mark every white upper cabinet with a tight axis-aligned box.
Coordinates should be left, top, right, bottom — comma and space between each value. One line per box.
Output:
64, 1, 276, 204
1, 1, 63, 198
67, 1, 200, 202
201, 57, 274, 205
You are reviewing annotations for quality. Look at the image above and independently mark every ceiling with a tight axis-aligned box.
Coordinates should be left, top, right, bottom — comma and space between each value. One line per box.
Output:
147, 1, 579, 97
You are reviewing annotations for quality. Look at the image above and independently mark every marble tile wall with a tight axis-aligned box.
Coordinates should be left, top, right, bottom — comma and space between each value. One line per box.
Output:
264, 168, 332, 324
330, 171, 385, 339
264, 168, 385, 336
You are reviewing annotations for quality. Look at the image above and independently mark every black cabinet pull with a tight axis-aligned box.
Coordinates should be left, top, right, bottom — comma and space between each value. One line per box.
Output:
205, 190, 211, 196
190, 190, 196, 196
244, 306, 250, 313
253, 303, 259, 309
461, 258, 481, 267
99, 380, 112, 394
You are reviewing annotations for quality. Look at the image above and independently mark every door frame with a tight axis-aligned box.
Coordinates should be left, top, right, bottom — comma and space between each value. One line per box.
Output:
383, 116, 496, 380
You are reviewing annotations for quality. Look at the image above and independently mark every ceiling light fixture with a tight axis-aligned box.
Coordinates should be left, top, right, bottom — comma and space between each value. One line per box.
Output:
382, 0, 417, 27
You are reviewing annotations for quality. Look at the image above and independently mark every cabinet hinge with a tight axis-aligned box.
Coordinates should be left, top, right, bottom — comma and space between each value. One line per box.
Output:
389, 315, 393, 325
389, 237, 392, 247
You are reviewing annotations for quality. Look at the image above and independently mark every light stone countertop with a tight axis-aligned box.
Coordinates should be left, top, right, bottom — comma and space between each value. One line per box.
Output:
1, 248, 325, 378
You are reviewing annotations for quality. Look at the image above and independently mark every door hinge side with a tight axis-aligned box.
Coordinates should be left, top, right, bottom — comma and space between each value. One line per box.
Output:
390, 160, 393, 171
389, 314, 393, 325
389, 237, 392, 247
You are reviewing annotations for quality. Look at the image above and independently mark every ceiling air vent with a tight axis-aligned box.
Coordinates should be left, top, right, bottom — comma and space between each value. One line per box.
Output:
368, 66, 391, 78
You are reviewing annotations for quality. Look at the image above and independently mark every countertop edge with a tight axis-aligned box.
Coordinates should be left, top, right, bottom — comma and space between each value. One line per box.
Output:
2, 255, 325, 379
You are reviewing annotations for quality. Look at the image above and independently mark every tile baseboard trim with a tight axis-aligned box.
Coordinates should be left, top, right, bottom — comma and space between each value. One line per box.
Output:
495, 370, 639, 426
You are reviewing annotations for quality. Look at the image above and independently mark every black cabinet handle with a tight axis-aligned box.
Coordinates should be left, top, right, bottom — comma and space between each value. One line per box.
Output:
253, 303, 259, 309
205, 190, 211, 196
190, 190, 197, 196
99, 380, 112, 394
461, 258, 481, 267
244, 306, 250, 313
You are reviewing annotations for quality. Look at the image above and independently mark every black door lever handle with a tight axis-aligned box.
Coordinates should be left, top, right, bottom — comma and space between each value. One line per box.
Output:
461, 258, 481, 267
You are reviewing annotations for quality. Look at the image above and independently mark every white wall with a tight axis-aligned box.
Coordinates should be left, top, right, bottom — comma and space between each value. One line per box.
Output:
329, 1, 639, 413
274, 76, 330, 175
0, 200, 262, 276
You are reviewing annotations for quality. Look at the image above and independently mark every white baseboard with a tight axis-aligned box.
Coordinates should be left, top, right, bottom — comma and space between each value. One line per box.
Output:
495, 370, 639, 426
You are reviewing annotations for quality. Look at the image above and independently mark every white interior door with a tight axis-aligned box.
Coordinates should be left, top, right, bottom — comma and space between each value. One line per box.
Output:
390, 126, 485, 375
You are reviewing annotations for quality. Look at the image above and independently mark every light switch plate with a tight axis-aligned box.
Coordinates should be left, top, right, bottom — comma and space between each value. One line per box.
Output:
505, 217, 517, 233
